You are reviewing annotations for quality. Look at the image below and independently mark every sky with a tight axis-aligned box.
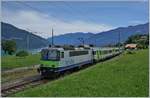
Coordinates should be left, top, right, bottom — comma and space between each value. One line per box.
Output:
2, 1, 149, 38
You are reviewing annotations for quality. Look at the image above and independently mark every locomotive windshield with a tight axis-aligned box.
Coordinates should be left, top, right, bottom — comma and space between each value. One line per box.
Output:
41, 49, 60, 61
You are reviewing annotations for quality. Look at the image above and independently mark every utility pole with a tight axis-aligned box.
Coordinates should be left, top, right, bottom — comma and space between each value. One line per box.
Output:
51, 28, 54, 47
118, 32, 121, 51
26, 29, 38, 51
27, 31, 30, 51
78, 38, 84, 46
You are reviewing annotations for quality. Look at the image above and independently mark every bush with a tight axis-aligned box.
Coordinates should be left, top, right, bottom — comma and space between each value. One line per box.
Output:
16, 50, 29, 57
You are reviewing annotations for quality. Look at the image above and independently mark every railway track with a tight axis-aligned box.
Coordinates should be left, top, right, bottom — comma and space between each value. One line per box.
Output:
1, 75, 48, 97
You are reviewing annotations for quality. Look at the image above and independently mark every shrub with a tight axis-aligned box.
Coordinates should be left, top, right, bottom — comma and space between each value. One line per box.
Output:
16, 50, 29, 57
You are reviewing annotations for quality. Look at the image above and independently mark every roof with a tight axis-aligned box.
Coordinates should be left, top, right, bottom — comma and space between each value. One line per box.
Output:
125, 44, 137, 48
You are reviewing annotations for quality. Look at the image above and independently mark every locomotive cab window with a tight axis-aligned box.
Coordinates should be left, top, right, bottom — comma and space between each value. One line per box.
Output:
41, 49, 60, 61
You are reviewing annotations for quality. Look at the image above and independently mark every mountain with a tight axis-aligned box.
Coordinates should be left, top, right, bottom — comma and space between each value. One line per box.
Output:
1, 22, 49, 49
2, 22, 148, 49
47, 23, 149, 46
48, 32, 94, 45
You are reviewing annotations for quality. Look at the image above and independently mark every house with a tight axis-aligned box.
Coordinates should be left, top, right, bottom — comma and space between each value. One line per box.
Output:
125, 44, 137, 49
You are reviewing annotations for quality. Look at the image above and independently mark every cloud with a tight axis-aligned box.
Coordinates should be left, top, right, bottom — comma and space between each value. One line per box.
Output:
2, 9, 114, 38
129, 20, 144, 24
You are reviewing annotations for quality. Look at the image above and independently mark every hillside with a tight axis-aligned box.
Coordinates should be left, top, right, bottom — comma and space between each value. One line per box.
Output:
48, 32, 94, 45
14, 50, 149, 97
47, 23, 149, 46
1, 22, 49, 49
2, 22, 148, 48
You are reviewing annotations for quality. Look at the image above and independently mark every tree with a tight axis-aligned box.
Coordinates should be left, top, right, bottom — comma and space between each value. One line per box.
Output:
16, 50, 28, 57
2, 40, 17, 55
2, 40, 7, 54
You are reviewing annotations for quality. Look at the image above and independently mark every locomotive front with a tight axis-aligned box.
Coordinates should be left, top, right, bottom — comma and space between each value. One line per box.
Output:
38, 48, 60, 77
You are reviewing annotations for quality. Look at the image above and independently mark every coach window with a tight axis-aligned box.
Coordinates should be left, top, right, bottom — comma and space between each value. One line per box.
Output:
69, 51, 88, 57
61, 52, 64, 58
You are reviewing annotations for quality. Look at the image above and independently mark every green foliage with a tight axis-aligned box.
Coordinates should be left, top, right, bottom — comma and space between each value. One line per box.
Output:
2, 40, 17, 55
1, 54, 40, 69
125, 34, 149, 49
137, 44, 144, 49
14, 50, 148, 97
16, 50, 29, 57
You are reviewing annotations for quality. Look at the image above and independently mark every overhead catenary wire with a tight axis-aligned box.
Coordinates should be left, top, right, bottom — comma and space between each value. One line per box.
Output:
15, 2, 58, 46
60, 1, 98, 45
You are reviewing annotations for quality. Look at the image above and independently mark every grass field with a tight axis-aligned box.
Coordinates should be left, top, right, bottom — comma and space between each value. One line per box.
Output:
1, 54, 40, 69
14, 49, 149, 97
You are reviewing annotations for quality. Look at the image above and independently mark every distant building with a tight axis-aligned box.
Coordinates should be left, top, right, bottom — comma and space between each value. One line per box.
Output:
125, 44, 137, 49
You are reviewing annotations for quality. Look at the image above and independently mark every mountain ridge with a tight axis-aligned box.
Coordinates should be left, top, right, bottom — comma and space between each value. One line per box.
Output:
48, 22, 149, 46
1, 22, 149, 48
1, 22, 49, 49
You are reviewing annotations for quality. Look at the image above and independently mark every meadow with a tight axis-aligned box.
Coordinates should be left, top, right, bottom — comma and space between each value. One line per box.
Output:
1, 54, 40, 69
14, 49, 149, 97
1, 53, 40, 85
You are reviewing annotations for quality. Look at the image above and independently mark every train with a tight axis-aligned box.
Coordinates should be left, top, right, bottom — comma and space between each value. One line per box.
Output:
38, 46, 122, 78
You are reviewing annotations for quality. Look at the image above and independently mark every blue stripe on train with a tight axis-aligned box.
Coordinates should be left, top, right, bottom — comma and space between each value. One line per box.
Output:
55, 60, 93, 72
